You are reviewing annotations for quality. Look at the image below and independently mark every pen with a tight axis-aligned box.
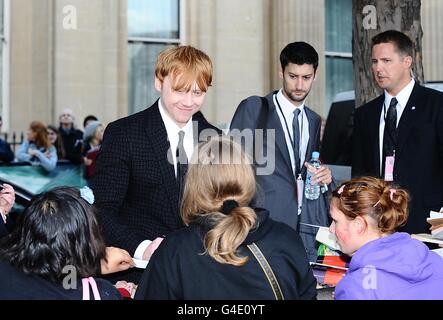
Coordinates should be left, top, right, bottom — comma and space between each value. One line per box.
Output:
299, 222, 329, 229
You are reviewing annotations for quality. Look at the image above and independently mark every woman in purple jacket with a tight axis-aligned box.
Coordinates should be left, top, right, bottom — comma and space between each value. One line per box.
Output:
330, 176, 443, 300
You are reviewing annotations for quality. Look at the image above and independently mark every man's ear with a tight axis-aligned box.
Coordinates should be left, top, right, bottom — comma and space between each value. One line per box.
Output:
313, 69, 318, 81
154, 77, 162, 92
404, 55, 413, 69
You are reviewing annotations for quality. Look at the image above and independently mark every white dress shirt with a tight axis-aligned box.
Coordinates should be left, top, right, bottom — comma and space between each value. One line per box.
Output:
134, 99, 195, 260
378, 79, 415, 174
158, 99, 194, 176
274, 89, 310, 176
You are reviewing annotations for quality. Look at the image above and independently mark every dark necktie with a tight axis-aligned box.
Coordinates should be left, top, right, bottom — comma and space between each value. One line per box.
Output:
176, 130, 188, 201
292, 109, 301, 175
382, 97, 398, 175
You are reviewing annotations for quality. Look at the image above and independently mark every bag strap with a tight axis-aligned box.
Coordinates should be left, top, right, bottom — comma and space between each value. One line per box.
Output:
82, 277, 101, 300
257, 96, 269, 131
247, 242, 284, 300
251, 95, 270, 173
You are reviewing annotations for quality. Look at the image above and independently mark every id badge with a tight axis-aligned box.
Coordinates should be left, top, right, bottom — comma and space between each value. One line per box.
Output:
296, 174, 304, 215
384, 155, 395, 181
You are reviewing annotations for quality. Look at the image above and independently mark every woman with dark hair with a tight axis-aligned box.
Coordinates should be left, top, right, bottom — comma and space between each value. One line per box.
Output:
0, 186, 135, 299
47, 125, 66, 160
16, 121, 57, 172
135, 136, 317, 300
331, 177, 443, 300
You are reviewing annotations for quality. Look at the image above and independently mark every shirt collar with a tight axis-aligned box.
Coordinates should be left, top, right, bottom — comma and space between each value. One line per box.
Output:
158, 98, 193, 139
277, 89, 305, 118
384, 78, 415, 109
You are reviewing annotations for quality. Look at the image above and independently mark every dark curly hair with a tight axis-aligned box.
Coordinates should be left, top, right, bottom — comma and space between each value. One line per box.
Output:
0, 187, 106, 283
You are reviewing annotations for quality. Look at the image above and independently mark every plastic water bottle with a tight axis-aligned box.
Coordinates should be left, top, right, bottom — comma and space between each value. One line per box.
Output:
305, 151, 321, 200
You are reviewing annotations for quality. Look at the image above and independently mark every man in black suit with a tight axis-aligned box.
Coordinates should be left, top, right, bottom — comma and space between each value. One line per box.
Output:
58, 109, 84, 164
352, 30, 443, 234
91, 46, 220, 282
230, 42, 332, 261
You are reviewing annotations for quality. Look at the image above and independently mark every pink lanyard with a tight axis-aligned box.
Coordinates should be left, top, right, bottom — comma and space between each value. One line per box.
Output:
82, 277, 101, 300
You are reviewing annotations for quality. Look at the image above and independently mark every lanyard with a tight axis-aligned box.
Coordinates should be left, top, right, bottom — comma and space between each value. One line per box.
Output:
274, 94, 304, 175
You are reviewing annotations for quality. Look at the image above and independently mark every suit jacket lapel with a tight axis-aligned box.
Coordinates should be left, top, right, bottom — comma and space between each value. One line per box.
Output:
371, 96, 384, 176
395, 84, 422, 158
268, 99, 294, 178
143, 102, 180, 214
192, 111, 221, 144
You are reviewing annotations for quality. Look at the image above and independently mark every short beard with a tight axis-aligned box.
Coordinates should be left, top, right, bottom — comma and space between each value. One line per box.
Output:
284, 88, 309, 104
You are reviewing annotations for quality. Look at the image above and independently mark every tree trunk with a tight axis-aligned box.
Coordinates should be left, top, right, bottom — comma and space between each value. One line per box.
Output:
353, 0, 423, 107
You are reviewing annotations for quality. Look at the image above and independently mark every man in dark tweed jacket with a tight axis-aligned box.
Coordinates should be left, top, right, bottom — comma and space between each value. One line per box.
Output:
90, 46, 220, 282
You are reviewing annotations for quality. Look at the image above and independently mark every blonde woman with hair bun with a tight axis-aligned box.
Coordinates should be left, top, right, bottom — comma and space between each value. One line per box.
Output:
330, 176, 443, 300
135, 136, 317, 300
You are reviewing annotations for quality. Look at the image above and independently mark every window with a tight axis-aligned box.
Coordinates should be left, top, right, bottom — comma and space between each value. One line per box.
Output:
325, 0, 353, 113
127, 0, 181, 115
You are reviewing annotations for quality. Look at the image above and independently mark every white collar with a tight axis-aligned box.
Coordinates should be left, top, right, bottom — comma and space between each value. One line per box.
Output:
384, 78, 415, 109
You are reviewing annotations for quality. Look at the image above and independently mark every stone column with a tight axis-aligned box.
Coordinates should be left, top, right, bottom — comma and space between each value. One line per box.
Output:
53, 0, 127, 128
185, 0, 271, 127
421, 0, 443, 81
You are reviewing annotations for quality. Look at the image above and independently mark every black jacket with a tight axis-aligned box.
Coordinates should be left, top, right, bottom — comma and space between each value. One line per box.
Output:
0, 139, 14, 163
352, 84, 443, 234
0, 260, 120, 300
91, 101, 220, 282
59, 126, 84, 164
135, 209, 317, 300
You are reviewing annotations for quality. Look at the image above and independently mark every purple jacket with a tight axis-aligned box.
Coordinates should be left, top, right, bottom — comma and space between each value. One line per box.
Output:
335, 232, 443, 300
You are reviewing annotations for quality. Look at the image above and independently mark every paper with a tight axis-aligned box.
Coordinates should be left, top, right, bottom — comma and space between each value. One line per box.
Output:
431, 225, 443, 240
430, 210, 443, 219
411, 233, 443, 245
133, 258, 148, 269
315, 227, 341, 251
427, 210, 443, 239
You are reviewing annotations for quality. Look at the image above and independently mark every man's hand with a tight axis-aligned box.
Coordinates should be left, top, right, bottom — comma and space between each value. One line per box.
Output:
84, 157, 93, 166
0, 184, 15, 216
142, 237, 164, 261
101, 247, 135, 275
304, 162, 332, 185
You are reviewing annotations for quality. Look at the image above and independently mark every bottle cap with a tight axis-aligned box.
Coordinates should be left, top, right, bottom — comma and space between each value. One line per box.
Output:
312, 151, 320, 159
